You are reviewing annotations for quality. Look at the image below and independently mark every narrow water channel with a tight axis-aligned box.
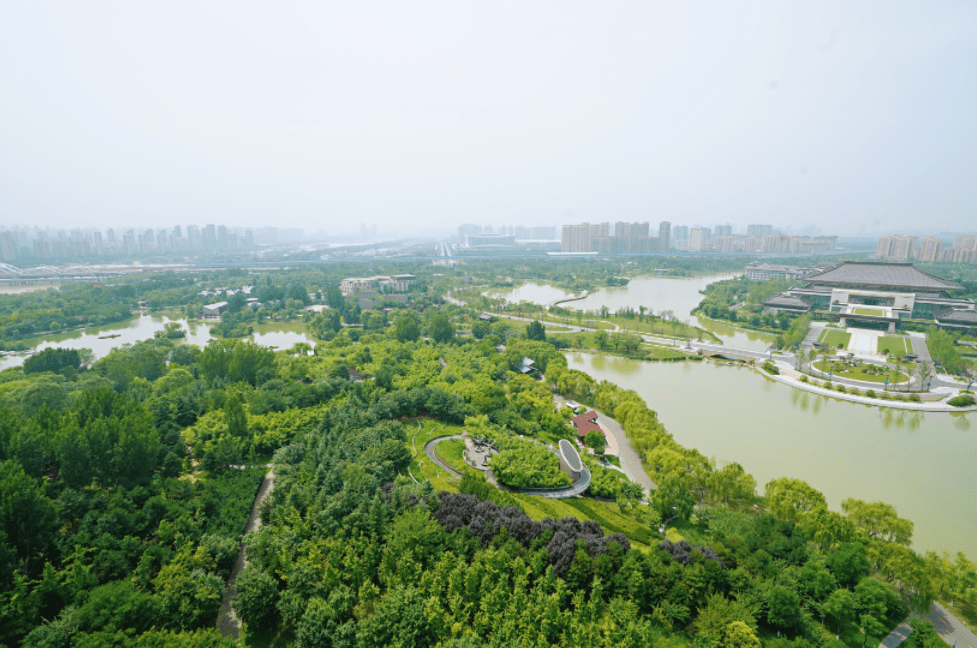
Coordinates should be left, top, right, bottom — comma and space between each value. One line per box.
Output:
567, 351, 976, 558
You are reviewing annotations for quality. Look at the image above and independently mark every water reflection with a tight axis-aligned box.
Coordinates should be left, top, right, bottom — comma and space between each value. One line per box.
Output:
565, 351, 977, 557
0, 314, 315, 371
952, 413, 972, 431
493, 275, 778, 352
606, 356, 641, 375
484, 283, 575, 304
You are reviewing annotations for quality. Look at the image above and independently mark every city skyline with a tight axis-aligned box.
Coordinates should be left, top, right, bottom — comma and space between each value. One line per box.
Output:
2, 3, 976, 235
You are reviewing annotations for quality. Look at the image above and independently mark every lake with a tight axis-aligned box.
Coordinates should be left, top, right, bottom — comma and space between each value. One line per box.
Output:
0, 314, 317, 371
566, 351, 976, 558
484, 282, 577, 305
494, 275, 778, 351
0, 284, 61, 294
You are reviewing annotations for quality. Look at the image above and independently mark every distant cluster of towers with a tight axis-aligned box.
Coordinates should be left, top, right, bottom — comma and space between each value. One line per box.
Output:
0, 224, 281, 262
560, 221, 836, 254
875, 234, 977, 264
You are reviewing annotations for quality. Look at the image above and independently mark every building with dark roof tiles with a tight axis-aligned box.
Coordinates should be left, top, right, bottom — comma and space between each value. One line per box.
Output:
801, 261, 963, 292
763, 261, 974, 331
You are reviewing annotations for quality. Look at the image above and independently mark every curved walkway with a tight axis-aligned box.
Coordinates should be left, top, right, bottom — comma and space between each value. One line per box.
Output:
512, 466, 592, 499
548, 290, 589, 307
423, 435, 465, 478
426, 432, 595, 499
554, 395, 657, 496
217, 466, 276, 640
760, 360, 977, 412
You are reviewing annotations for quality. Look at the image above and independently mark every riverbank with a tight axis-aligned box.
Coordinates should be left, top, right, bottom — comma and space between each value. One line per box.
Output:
758, 359, 977, 413
565, 351, 977, 558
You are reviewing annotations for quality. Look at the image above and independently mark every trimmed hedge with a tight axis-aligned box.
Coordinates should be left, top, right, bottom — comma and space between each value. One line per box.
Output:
949, 395, 976, 408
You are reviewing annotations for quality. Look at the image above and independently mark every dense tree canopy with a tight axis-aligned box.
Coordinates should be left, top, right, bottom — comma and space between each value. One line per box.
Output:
0, 263, 970, 647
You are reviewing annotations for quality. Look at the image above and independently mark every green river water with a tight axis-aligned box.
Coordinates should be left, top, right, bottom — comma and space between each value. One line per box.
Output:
500, 275, 976, 558
0, 314, 316, 371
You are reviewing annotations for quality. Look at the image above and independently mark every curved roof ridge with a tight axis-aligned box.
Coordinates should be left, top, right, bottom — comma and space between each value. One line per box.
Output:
802, 260, 963, 291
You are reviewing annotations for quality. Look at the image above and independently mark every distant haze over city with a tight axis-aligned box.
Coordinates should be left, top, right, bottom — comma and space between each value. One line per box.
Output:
1, 2, 975, 235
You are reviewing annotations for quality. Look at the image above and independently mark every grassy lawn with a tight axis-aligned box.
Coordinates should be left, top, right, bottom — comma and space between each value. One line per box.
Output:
666, 515, 714, 548
813, 360, 908, 384
817, 328, 852, 348
407, 418, 464, 492
851, 307, 887, 316
548, 331, 699, 361
435, 438, 468, 472
510, 494, 657, 550
878, 335, 912, 355
642, 344, 700, 361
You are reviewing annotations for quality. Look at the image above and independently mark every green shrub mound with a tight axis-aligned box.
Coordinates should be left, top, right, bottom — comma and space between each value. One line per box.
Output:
949, 394, 976, 408
490, 438, 571, 489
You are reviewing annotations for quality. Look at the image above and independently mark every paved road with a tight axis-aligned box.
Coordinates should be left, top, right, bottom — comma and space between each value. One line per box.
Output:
554, 395, 657, 495
217, 467, 276, 640
880, 603, 977, 648
929, 602, 977, 648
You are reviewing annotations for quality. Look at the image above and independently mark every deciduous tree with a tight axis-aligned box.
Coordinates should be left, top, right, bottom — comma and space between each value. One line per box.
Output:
764, 477, 827, 522
394, 315, 420, 343
430, 315, 455, 344
841, 497, 914, 546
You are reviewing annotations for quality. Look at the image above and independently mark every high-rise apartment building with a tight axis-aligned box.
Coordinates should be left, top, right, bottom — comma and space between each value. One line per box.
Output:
747, 224, 773, 237
672, 225, 688, 241
715, 224, 732, 237
917, 237, 942, 263
689, 227, 709, 252
561, 223, 592, 252
875, 235, 917, 261
658, 221, 671, 253
0, 231, 16, 262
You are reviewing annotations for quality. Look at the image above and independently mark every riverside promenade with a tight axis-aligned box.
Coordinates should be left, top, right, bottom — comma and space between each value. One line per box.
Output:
880, 602, 977, 648
446, 292, 976, 413
760, 358, 977, 413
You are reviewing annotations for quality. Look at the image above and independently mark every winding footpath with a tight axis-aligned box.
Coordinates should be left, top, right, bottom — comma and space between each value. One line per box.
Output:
423, 435, 466, 478
217, 467, 276, 640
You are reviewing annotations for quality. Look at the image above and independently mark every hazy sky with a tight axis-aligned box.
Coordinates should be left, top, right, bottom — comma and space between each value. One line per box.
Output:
2, 2, 975, 235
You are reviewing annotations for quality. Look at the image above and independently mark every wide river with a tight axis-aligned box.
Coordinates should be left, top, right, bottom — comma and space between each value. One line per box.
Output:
498, 275, 976, 558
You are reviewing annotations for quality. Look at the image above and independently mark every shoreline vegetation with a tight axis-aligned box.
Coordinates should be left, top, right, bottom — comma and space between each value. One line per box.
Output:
0, 258, 975, 645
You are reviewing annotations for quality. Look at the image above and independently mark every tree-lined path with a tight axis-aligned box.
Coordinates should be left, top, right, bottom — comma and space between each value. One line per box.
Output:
217, 467, 276, 640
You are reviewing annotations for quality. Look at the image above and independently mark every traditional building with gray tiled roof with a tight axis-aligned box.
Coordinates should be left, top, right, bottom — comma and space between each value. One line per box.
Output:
763, 261, 974, 332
